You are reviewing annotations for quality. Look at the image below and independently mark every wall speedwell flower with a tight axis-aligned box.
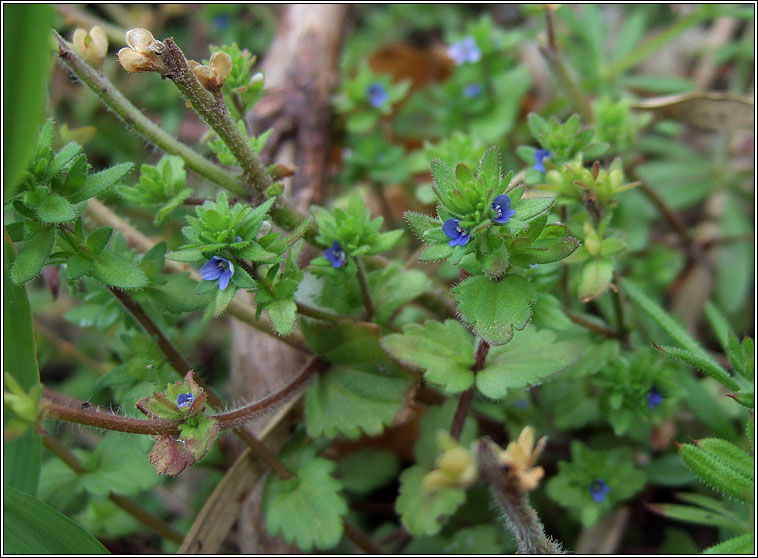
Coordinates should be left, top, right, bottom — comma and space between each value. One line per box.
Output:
589, 479, 610, 502
366, 82, 388, 108
447, 36, 481, 65
646, 386, 663, 409
533, 149, 552, 172
492, 194, 516, 224
200, 256, 235, 290
324, 241, 347, 268
442, 219, 471, 247
177, 393, 194, 409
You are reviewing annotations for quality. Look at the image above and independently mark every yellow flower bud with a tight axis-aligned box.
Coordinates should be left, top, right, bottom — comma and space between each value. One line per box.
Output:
118, 47, 151, 73
125, 28, 155, 54
72, 27, 109, 67
209, 51, 232, 85
89, 26, 108, 59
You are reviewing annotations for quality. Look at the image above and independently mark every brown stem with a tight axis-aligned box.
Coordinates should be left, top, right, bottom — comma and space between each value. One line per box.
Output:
160, 38, 272, 203
638, 182, 692, 248
108, 287, 192, 376
563, 308, 620, 339
343, 520, 385, 555
355, 258, 375, 322
451, 339, 490, 441
42, 399, 179, 435
213, 356, 323, 430
42, 436, 184, 544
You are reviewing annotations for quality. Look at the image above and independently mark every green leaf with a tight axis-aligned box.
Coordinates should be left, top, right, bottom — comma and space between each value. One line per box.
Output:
3, 485, 109, 554
266, 297, 297, 336
10, 226, 55, 284
166, 248, 204, 262
476, 327, 581, 399
79, 434, 162, 497
3, 236, 42, 495
69, 162, 134, 203
91, 251, 148, 289
370, 265, 431, 324
305, 363, 411, 439
418, 242, 454, 262
452, 274, 536, 346
703, 532, 754, 554
396, 465, 466, 536
262, 455, 347, 551
382, 320, 475, 394
431, 159, 456, 195
301, 320, 387, 365
35, 193, 76, 223
648, 502, 739, 530
642, 454, 697, 487
678, 443, 753, 502
696, 438, 754, 481
405, 211, 441, 241
48, 142, 83, 178
511, 236, 580, 266
656, 345, 740, 392
86, 227, 113, 254
338, 449, 400, 495
512, 197, 554, 222
704, 301, 733, 352
623, 279, 721, 369
578, 257, 614, 302
3, 5, 53, 197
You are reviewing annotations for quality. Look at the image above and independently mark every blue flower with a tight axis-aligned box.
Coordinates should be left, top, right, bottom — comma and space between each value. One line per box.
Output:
442, 219, 471, 247
533, 149, 552, 172
589, 479, 610, 503
200, 256, 235, 290
463, 83, 482, 98
324, 241, 346, 268
366, 82, 388, 108
177, 392, 194, 410
448, 36, 481, 65
492, 194, 516, 224
647, 386, 663, 409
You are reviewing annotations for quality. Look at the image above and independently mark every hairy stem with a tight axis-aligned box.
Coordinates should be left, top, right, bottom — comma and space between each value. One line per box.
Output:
54, 32, 248, 197
108, 287, 192, 375
160, 38, 272, 203
451, 339, 490, 440
478, 440, 564, 554
42, 436, 184, 544
563, 308, 620, 338
213, 356, 323, 430
42, 398, 179, 435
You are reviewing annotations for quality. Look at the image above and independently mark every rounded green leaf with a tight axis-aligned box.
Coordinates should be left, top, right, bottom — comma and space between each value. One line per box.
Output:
476, 327, 581, 399
452, 274, 536, 346
10, 226, 55, 284
382, 320, 475, 394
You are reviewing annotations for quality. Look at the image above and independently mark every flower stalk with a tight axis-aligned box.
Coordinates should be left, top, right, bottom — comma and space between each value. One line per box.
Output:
477, 437, 564, 554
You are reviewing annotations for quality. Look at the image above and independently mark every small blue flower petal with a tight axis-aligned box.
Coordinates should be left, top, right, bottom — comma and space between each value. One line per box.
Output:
201, 256, 234, 290
647, 386, 664, 409
324, 241, 346, 268
442, 219, 471, 247
463, 83, 482, 98
589, 479, 610, 503
492, 194, 516, 224
177, 392, 194, 409
448, 36, 481, 65
533, 149, 552, 173
366, 82, 388, 108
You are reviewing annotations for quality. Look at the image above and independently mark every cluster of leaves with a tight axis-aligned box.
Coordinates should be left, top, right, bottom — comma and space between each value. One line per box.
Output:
5, 4, 754, 556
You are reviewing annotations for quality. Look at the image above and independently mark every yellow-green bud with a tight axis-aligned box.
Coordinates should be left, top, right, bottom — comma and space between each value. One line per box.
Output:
72, 26, 108, 67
